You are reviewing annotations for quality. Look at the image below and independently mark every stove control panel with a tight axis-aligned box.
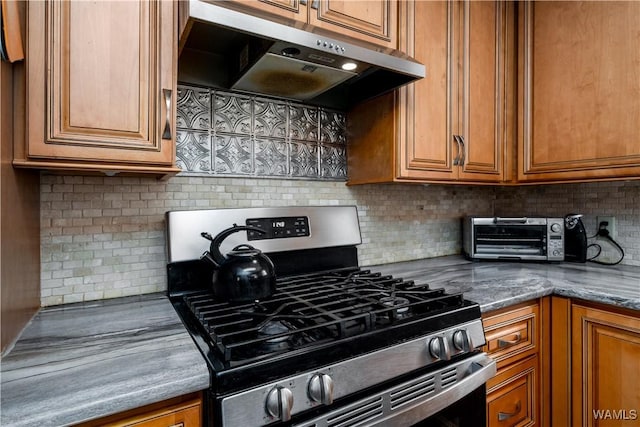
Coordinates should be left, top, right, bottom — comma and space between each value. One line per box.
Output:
220, 320, 487, 426
246, 216, 310, 240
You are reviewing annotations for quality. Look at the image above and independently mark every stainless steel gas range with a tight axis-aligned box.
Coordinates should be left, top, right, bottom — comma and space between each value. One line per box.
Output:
166, 206, 496, 426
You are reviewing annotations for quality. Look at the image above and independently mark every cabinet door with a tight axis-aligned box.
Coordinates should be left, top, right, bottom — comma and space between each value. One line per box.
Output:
457, 1, 508, 182
571, 305, 640, 427
309, 0, 397, 49
397, 0, 457, 181
347, 0, 510, 185
401, 0, 507, 182
222, 0, 308, 22
518, 1, 640, 182
22, 0, 177, 170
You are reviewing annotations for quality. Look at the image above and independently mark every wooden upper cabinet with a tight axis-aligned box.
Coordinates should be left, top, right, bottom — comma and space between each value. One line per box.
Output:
458, 1, 510, 182
222, 0, 307, 22
309, 0, 396, 49
518, 1, 640, 182
15, 0, 179, 177
348, 1, 513, 185
221, 0, 397, 49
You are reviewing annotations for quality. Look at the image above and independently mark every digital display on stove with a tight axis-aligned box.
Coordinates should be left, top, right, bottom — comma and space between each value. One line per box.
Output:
246, 216, 310, 240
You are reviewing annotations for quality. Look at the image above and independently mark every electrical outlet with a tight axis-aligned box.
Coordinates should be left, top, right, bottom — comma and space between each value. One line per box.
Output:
596, 215, 616, 239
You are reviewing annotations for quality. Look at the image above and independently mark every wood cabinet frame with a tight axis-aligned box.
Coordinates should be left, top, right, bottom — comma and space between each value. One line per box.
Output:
14, 0, 179, 177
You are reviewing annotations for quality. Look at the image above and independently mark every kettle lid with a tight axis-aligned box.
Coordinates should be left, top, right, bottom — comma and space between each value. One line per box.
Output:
227, 244, 262, 257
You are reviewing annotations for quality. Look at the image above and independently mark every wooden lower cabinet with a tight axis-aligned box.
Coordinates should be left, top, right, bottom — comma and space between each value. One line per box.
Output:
571, 303, 640, 427
75, 393, 202, 427
487, 356, 538, 427
551, 298, 640, 427
482, 299, 550, 427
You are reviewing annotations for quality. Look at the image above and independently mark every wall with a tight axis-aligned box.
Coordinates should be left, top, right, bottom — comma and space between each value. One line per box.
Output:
39, 176, 494, 306
494, 181, 640, 266
40, 176, 640, 307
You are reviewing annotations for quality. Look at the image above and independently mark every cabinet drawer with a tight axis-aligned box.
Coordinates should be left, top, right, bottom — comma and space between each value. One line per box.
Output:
483, 302, 539, 368
487, 356, 537, 427
76, 394, 202, 427
118, 403, 201, 427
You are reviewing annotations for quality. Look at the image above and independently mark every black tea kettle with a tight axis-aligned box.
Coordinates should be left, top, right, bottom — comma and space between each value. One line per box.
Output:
200, 224, 276, 302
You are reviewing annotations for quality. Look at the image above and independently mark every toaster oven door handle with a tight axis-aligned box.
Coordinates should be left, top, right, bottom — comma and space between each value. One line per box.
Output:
494, 217, 529, 224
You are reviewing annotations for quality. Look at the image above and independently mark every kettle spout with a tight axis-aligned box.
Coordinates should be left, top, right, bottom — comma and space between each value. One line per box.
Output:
200, 251, 219, 267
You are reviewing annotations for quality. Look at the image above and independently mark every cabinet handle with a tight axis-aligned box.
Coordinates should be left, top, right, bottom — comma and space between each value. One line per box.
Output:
497, 332, 522, 348
498, 400, 522, 421
458, 135, 466, 166
162, 88, 172, 140
311, 0, 319, 9
453, 135, 462, 166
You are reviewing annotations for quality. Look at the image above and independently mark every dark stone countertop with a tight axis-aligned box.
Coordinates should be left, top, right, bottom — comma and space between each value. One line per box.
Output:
371, 256, 640, 313
0, 294, 210, 427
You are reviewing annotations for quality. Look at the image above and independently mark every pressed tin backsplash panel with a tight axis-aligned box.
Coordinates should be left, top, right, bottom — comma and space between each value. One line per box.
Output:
176, 84, 347, 179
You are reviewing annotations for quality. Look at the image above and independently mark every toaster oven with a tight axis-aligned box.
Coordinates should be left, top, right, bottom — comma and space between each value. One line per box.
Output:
463, 216, 565, 261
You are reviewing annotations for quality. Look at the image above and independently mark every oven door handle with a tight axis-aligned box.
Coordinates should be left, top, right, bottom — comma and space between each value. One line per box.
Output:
372, 353, 497, 427
295, 353, 497, 427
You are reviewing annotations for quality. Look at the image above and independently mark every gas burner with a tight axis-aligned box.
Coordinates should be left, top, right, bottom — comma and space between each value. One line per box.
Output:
258, 320, 291, 343
380, 296, 410, 311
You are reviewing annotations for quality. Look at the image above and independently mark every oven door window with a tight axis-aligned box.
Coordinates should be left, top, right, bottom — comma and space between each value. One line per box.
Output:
411, 385, 486, 427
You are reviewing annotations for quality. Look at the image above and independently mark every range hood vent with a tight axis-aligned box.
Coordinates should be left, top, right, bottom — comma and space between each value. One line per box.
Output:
178, 1, 425, 110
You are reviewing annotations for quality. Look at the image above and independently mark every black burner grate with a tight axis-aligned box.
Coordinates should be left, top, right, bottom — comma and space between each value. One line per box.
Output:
183, 267, 465, 366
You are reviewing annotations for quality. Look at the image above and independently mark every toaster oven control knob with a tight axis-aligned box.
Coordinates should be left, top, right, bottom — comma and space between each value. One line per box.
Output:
266, 386, 294, 422
428, 336, 450, 360
452, 330, 471, 352
308, 373, 334, 405
550, 222, 562, 233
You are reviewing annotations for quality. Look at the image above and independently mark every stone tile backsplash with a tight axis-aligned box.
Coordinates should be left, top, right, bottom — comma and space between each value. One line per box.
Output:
40, 174, 640, 307
39, 175, 495, 306
176, 85, 346, 179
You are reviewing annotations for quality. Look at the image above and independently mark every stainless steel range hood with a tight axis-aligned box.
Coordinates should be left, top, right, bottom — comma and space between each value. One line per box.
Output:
178, 0, 425, 110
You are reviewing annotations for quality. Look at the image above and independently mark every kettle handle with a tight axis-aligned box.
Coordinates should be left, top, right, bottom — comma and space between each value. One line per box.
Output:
203, 224, 266, 266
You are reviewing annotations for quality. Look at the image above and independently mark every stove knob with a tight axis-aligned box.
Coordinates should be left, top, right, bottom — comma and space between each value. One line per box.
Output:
266, 386, 294, 422
551, 222, 562, 233
452, 330, 471, 352
428, 336, 450, 360
308, 373, 334, 405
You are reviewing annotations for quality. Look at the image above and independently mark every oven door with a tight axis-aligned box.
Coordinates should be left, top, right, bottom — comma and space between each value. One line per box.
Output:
474, 224, 547, 256
411, 385, 486, 426
295, 353, 496, 427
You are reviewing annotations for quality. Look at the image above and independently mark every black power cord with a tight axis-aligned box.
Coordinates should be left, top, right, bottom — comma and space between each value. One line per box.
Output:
587, 222, 625, 266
